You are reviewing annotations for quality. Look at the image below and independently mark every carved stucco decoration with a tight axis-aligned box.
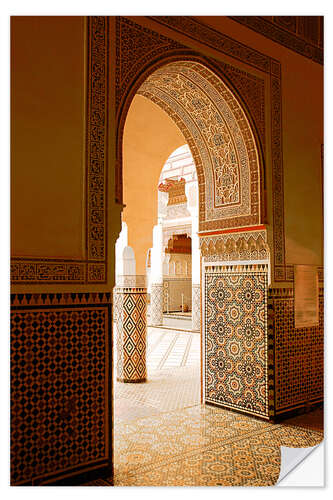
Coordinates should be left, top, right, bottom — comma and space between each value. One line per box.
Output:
138, 61, 261, 232
200, 230, 269, 262
230, 16, 323, 65
165, 203, 191, 220
115, 17, 287, 282
162, 225, 192, 248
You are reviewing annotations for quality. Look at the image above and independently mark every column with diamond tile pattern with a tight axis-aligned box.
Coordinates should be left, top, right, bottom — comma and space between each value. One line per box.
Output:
114, 286, 147, 382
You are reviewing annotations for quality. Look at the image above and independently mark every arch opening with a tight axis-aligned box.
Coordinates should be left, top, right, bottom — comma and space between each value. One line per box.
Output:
119, 58, 263, 234
115, 57, 268, 421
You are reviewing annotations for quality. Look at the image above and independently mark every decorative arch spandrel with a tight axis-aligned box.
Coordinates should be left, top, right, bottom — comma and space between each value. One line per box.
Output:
115, 16, 287, 283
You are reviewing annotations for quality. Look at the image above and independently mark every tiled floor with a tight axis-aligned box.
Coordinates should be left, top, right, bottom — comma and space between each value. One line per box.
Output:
113, 406, 323, 486
114, 327, 201, 421
87, 327, 324, 486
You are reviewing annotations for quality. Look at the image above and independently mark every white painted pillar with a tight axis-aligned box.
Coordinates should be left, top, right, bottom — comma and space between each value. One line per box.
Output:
191, 215, 201, 331
150, 223, 164, 326
115, 220, 128, 277
114, 246, 147, 383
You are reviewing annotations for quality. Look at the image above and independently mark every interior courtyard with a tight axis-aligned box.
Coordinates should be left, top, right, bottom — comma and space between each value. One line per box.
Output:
10, 14, 324, 487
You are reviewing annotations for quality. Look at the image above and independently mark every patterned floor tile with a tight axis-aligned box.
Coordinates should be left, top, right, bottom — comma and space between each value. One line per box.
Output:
113, 406, 323, 486
93, 327, 324, 487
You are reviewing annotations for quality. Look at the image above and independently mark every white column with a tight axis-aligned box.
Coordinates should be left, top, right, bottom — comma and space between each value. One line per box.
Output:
115, 221, 128, 277
150, 223, 164, 326
191, 215, 201, 331
114, 246, 147, 383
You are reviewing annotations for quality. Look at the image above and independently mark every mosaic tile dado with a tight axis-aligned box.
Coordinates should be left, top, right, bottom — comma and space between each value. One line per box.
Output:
269, 288, 324, 415
11, 300, 112, 485
204, 265, 271, 418
84, 324, 323, 488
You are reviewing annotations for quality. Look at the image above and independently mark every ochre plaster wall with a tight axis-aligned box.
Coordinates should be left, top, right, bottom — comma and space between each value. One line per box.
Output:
194, 17, 323, 266
10, 18, 118, 485
122, 95, 185, 274
11, 16, 85, 259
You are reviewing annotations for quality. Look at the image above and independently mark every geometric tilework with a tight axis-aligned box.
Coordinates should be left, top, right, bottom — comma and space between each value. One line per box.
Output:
115, 17, 285, 280
269, 288, 324, 414
205, 264, 270, 418
10, 300, 112, 485
86, 405, 323, 486
114, 287, 147, 383
150, 284, 163, 326
191, 284, 201, 331
139, 61, 261, 230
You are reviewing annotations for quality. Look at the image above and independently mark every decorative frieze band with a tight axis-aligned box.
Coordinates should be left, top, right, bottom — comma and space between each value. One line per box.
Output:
115, 274, 147, 288
10, 291, 113, 307
200, 230, 269, 262
230, 16, 323, 65
149, 16, 272, 74
11, 260, 86, 284
86, 16, 108, 267
268, 287, 294, 299
204, 262, 269, 274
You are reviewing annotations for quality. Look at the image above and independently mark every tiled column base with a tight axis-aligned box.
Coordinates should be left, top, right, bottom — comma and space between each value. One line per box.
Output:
192, 284, 201, 331
150, 284, 163, 326
113, 286, 147, 383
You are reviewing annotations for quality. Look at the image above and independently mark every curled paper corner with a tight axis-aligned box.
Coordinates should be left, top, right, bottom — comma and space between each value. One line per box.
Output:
276, 442, 324, 486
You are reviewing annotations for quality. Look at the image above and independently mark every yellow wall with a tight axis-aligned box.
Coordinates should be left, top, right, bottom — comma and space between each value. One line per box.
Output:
122, 95, 185, 274
11, 16, 85, 259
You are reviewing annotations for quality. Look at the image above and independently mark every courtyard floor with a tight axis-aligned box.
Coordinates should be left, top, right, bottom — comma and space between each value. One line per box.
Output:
85, 327, 324, 487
